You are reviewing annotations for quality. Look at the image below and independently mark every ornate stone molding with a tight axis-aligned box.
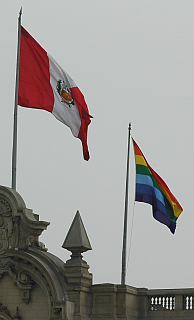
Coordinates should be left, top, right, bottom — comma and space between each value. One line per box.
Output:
0, 258, 33, 305
0, 198, 16, 255
4, 249, 69, 318
0, 302, 12, 320
0, 186, 49, 253
0, 260, 15, 269
0, 259, 15, 280
15, 270, 34, 304
0, 305, 21, 320
0, 199, 12, 217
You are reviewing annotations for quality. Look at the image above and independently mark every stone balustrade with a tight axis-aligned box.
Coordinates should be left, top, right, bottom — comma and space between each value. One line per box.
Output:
88, 285, 194, 320
138, 287, 194, 319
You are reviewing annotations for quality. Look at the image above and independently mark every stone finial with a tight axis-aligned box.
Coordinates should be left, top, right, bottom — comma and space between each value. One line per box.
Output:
62, 210, 92, 259
13, 307, 21, 319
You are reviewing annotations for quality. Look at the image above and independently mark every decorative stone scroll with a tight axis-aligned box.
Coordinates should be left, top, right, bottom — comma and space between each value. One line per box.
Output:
15, 270, 34, 304
0, 186, 49, 254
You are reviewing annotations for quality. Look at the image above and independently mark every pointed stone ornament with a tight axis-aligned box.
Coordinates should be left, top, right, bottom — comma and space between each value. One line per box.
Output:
63, 211, 93, 287
62, 210, 92, 259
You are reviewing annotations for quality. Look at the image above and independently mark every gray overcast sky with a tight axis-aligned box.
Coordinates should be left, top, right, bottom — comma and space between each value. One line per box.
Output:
0, 0, 194, 289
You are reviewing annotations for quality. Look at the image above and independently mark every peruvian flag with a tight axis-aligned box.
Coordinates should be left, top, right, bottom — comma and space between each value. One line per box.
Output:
18, 26, 92, 160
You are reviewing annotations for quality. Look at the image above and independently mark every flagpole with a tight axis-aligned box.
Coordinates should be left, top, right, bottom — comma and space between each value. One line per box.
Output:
12, 8, 22, 190
121, 123, 131, 285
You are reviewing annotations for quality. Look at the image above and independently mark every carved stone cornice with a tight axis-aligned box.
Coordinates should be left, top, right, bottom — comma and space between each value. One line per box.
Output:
0, 186, 49, 253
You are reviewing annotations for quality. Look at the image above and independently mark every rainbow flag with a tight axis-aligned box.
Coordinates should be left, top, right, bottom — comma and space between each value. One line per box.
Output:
132, 138, 183, 233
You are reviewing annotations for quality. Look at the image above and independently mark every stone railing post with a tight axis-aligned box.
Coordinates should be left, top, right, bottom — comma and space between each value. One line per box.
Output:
175, 294, 183, 312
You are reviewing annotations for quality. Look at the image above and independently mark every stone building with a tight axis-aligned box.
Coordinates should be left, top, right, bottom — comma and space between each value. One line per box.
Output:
0, 185, 194, 320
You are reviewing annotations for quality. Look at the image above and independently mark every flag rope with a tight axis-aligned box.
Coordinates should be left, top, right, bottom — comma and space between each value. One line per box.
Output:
126, 201, 136, 271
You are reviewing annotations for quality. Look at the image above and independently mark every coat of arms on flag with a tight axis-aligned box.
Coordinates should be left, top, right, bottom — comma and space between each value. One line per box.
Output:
56, 80, 75, 107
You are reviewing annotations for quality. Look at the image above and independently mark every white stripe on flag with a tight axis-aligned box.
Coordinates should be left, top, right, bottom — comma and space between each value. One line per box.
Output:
48, 54, 81, 137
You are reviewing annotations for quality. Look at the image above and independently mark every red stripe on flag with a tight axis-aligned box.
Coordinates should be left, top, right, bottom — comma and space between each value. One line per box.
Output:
70, 87, 92, 161
18, 27, 54, 112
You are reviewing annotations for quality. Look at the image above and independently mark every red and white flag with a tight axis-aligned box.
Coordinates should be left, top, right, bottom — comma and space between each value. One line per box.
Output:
18, 26, 92, 160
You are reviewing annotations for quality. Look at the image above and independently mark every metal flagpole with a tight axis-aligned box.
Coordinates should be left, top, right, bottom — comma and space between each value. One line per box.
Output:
121, 123, 131, 285
12, 8, 22, 190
